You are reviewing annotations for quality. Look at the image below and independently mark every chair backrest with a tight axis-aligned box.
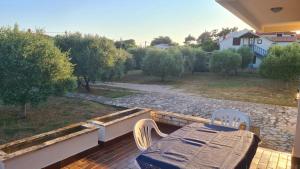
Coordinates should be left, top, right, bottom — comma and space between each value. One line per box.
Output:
133, 119, 167, 151
211, 109, 250, 130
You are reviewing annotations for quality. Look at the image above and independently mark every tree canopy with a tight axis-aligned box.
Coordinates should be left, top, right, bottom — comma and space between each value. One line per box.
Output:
259, 43, 300, 82
216, 27, 238, 38
142, 48, 184, 81
150, 36, 173, 46
114, 39, 137, 50
197, 31, 213, 44
196, 30, 219, 52
55, 33, 130, 91
0, 26, 75, 117
210, 49, 242, 75
184, 35, 196, 45
181, 47, 209, 73
237, 46, 254, 69
127, 47, 147, 69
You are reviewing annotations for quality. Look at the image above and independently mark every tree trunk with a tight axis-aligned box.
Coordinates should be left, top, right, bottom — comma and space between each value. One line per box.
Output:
77, 77, 82, 89
83, 76, 90, 92
21, 103, 27, 119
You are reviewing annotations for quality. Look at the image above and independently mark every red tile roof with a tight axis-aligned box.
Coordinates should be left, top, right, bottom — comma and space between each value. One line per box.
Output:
256, 32, 296, 35
267, 36, 297, 42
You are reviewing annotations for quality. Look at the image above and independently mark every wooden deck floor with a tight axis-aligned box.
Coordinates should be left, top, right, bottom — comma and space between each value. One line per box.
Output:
250, 147, 291, 169
50, 124, 291, 169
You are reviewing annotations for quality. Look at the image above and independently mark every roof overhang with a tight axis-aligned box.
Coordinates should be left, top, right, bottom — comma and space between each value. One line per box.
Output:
216, 0, 300, 32
238, 32, 259, 38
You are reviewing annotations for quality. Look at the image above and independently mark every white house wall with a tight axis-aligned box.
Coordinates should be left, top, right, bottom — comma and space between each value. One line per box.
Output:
220, 37, 235, 50
219, 38, 249, 50
255, 37, 273, 51
220, 36, 272, 51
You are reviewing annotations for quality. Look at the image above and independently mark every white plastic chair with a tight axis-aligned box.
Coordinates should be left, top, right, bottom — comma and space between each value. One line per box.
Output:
210, 109, 251, 130
133, 119, 168, 151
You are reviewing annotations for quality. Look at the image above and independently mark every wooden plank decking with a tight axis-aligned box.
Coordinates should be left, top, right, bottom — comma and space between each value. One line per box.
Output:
250, 147, 291, 169
46, 123, 291, 169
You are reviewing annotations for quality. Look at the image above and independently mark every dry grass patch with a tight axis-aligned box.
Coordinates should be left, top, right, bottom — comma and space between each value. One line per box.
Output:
0, 96, 121, 144
117, 70, 297, 107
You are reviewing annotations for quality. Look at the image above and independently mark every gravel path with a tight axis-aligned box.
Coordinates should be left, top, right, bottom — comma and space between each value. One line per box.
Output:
71, 82, 298, 152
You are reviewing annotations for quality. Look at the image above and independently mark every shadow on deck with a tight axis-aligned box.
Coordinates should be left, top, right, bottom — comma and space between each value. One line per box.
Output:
45, 123, 291, 169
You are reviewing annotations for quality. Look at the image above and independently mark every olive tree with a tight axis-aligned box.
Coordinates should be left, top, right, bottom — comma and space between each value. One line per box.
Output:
210, 49, 242, 75
193, 48, 209, 72
237, 46, 254, 69
142, 48, 184, 81
181, 46, 196, 73
127, 47, 147, 69
259, 44, 300, 83
0, 26, 75, 118
180, 47, 209, 73
55, 33, 128, 91
102, 49, 132, 80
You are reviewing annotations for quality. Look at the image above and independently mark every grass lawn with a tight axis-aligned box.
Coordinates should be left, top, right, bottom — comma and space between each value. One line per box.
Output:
0, 96, 121, 144
77, 86, 134, 98
116, 70, 298, 107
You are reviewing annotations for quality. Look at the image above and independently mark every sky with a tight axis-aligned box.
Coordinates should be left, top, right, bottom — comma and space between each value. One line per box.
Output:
0, 0, 251, 45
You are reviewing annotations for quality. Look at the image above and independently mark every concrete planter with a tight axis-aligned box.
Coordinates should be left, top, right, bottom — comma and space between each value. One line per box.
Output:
0, 123, 98, 169
88, 108, 151, 142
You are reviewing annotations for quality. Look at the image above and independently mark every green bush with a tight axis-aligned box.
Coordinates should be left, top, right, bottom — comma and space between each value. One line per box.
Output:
237, 46, 254, 69
181, 46, 196, 73
142, 48, 184, 81
0, 26, 75, 117
201, 39, 219, 52
181, 47, 208, 73
210, 49, 242, 75
259, 44, 300, 82
194, 48, 209, 72
127, 47, 147, 69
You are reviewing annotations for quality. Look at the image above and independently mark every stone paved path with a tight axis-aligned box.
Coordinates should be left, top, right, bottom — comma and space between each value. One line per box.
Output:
69, 82, 298, 152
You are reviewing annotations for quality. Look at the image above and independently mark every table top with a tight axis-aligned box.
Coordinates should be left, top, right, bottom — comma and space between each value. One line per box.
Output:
136, 123, 260, 169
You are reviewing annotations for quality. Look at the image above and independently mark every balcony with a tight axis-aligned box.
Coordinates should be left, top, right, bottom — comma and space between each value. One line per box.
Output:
41, 110, 292, 169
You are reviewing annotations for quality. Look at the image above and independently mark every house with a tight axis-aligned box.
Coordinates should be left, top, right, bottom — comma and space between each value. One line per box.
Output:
216, 0, 300, 167
219, 29, 299, 68
153, 43, 170, 49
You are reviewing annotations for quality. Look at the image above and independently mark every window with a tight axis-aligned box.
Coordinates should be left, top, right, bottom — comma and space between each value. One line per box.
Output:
257, 39, 262, 44
233, 38, 240, 46
277, 33, 283, 37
